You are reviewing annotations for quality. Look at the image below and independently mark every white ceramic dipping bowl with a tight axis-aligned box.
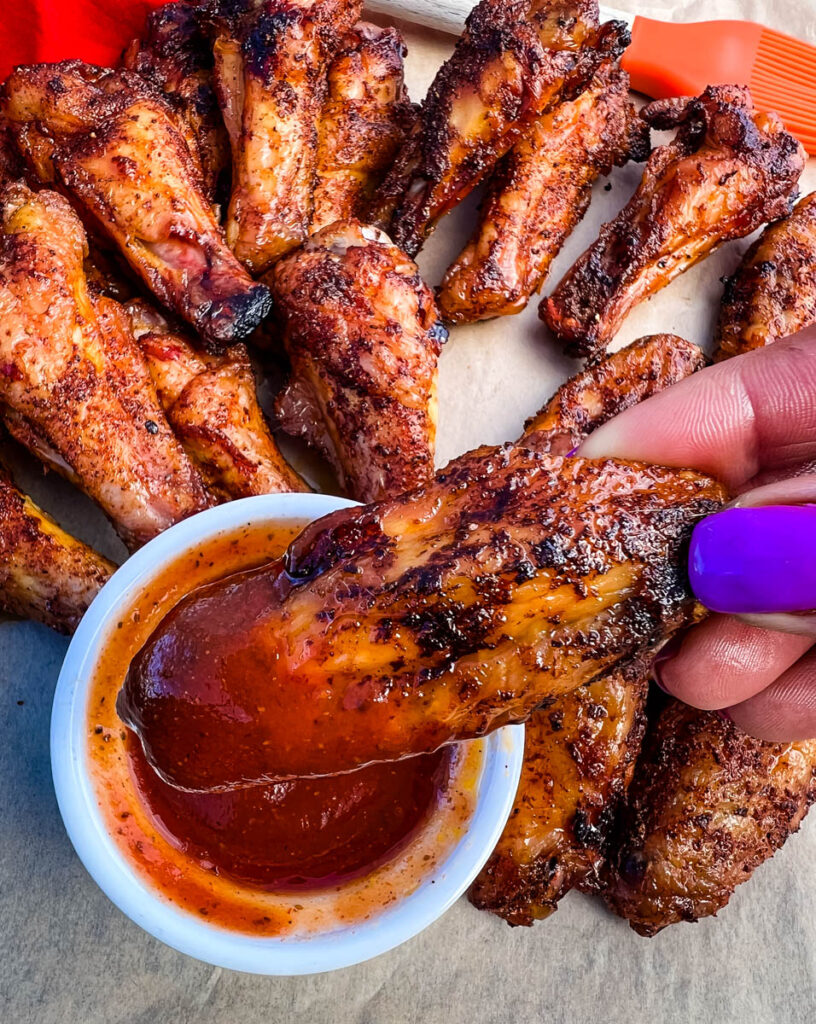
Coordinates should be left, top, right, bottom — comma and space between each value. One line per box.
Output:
51, 493, 525, 975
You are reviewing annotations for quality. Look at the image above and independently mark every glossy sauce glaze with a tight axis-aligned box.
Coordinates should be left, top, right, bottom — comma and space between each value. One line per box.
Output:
88, 520, 481, 935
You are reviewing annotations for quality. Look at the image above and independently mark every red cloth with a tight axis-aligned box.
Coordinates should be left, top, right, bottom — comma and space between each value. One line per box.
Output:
0, 0, 166, 81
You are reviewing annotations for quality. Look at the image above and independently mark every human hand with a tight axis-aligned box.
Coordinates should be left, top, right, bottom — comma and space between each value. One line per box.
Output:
578, 328, 816, 742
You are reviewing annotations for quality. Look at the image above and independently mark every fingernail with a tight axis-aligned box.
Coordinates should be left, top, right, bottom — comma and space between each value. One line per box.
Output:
651, 635, 683, 693
566, 446, 579, 457
689, 506, 816, 614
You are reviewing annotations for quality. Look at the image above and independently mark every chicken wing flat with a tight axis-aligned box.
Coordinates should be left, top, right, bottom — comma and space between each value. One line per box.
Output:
542, 86, 806, 360
271, 220, 446, 503
122, 0, 230, 200
375, 0, 629, 257
0, 460, 114, 633
0, 183, 208, 549
119, 445, 724, 789
714, 191, 816, 361
523, 334, 705, 454
602, 700, 816, 936
126, 300, 307, 500
470, 665, 648, 925
310, 22, 415, 233
208, 0, 362, 272
438, 63, 649, 325
2, 60, 270, 347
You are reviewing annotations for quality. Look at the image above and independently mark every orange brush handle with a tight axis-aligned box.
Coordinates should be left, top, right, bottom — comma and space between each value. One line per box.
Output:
622, 17, 764, 98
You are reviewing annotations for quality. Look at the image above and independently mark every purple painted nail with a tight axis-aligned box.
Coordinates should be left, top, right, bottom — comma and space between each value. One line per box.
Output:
689, 505, 816, 614
566, 446, 579, 457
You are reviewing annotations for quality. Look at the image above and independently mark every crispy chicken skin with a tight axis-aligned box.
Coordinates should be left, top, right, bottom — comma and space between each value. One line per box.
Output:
122, 0, 230, 200
208, 0, 362, 272
438, 63, 649, 325
714, 191, 816, 361
126, 300, 307, 500
311, 22, 415, 233
0, 183, 209, 549
542, 86, 806, 360
375, 0, 630, 256
602, 701, 816, 936
118, 446, 724, 789
0, 460, 114, 633
2, 60, 271, 347
271, 220, 446, 503
470, 666, 648, 925
523, 334, 706, 454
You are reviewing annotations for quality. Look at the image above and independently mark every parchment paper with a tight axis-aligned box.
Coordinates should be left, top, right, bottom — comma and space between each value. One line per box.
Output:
2, 3, 816, 1021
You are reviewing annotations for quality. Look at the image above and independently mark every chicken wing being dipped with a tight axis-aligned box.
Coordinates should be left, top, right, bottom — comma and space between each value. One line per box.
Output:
0, 183, 209, 549
310, 22, 416, 233
542, 86, 806, 361
125, 301, 307, 501
714, 192, 816, 361
602, 700, 816, 936
0, 460, 114, 634
270, 220, 446, 503
374, 0, 630, 256
122, 0, 230, 200
118, 443, 725, 790
2, 61, 270, 347
438, 63, 649, 325
207, 0, 362, 272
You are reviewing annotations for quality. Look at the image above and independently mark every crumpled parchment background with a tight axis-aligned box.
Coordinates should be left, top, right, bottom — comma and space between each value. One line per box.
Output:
2, 2, 816, 1021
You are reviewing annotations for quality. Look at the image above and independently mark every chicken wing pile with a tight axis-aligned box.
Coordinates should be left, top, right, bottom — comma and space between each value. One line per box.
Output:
0, 0, 812, 944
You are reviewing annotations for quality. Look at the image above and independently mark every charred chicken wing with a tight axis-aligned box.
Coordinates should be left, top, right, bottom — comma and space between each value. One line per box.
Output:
375, 0, 629, 256
438, 63, 649, 324
2, 60, 270, 347
126, 301, 307, 500
271, 220, 446, 503
542, 86, 806, 360
311, 22, 415, 233
118, 445, 724, 789
603, 701, 816, 936
715, 191, 816, 360
0, 183, 208, 549
123, 0, 230, 200
208, 0, 362, 272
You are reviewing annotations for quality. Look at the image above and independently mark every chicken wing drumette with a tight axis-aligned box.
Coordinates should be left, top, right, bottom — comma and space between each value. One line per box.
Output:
2, 60, 270, 347
208, 0, 362, 272
374, 0, 629, 256
542, 86, 806, 360
311, 22, 415, 233
122, 0, 230, 200
270, 220, 446, 503
125, 301, 307, 501
0, 460, 114, 633
602, 701, 816, 936
438, 63, 649, 325
714, 191, 816, 361
0, 183, 208, 549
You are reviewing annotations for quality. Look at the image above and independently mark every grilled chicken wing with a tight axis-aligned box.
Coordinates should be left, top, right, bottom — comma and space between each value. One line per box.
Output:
123, 0, 230, 200
470, 666, 648, 925
119, 445, 724, 789
0, 460, 114, 633
375, 0, 629, 257
208, 0, 362, 272
714, 191, 816, 361
602, 701, 816, 936
2, 60, 270, 347
438, 63, 648, 324
523, 334, 705, 454
0, 183, 208, 549
126, 301, 307, 500
271, 220, 446, 503
310, 22, 415, 233
542, 86, 806, 360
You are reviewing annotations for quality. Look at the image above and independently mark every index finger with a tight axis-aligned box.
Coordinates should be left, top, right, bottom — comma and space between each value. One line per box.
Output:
578, 330, 816, 490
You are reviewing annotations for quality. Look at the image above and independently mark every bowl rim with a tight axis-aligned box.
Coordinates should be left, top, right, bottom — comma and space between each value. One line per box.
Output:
50, 492, 525, 976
